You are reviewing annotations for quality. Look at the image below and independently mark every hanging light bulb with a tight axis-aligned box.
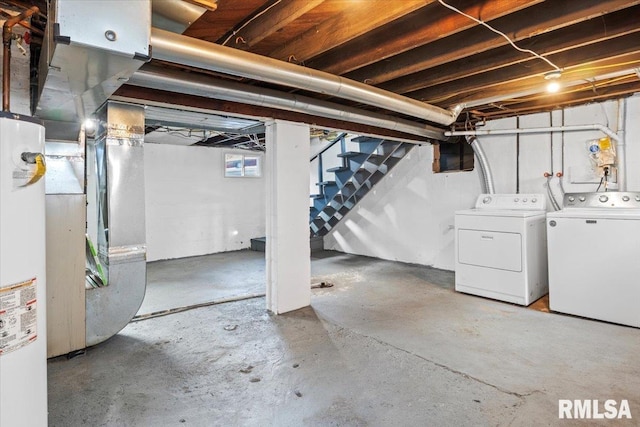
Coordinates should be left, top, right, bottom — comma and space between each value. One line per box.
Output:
544, 70, 562, 93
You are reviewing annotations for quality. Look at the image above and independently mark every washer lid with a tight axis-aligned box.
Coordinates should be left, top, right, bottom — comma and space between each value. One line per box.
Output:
548, 208, 640, 220
456, 209, 546, 218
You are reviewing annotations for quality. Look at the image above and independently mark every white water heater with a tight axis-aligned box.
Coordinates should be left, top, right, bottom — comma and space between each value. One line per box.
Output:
0, 114, 48, 426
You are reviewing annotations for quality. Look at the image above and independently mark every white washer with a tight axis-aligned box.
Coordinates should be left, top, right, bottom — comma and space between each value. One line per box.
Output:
455, 194, 548, 305
547, 192, 640, 327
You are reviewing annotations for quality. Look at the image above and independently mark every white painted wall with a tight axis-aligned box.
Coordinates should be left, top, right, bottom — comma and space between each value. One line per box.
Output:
325, 95, 640, 270
144, 144, 265, 261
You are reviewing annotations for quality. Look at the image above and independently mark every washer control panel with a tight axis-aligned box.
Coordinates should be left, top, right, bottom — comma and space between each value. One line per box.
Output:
563, 192, 640, 208
474, 193, 546, 210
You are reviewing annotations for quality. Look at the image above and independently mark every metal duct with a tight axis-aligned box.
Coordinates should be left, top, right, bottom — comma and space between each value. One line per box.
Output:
35, 0, 151, 140
151, 0, 207, 34
466, 136, 495, 194
128, 65, 447, 141
150, 28, 463, 126
87, 101, 147, 347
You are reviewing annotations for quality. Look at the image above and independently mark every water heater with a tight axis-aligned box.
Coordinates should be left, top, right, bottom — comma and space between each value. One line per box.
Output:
0, 113, 48, 426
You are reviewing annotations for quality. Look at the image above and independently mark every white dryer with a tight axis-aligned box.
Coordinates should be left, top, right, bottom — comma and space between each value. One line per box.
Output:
455, 194, 548, 305
547, 192, 640, 327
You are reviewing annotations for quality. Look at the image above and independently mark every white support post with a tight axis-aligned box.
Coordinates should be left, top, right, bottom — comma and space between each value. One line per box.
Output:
265, 120, 311, 314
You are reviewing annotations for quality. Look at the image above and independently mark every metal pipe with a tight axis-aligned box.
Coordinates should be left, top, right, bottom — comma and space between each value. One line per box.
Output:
0, 10, 43, 35
2, 6, 38, 112
446, 125, 620, 142
151, 0, 206, 34
150, 27, 463, 126
128, 66, 447, 140
466, 136, 495, 194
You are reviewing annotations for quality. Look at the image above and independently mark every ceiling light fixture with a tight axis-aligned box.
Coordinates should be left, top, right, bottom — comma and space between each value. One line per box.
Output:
544, 70, 562, 93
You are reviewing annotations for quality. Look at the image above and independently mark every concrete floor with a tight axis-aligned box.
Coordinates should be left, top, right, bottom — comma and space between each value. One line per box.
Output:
138, 250, 266, 315
49, 250, 640, 426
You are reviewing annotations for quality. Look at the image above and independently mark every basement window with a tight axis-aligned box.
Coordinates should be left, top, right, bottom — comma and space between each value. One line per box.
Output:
225, 153, 262, 177
433, 140, 474, 173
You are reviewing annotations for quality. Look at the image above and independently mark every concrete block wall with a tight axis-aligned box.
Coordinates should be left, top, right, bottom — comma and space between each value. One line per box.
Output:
144, 144, 265, 261
325, 94, 640, 271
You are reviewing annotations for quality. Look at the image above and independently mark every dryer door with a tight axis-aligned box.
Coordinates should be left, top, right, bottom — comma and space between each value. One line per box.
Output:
457, 229, 522, 272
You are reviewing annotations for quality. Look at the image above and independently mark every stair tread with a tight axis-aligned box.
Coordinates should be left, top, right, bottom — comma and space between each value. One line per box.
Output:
352, 136, 384, 143
311, 138, 412, 237
326, 166, 350, 172
337, 151, 367, 158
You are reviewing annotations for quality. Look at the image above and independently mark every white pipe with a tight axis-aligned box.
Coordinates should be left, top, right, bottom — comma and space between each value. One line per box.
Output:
128, 66, 447, 140
446, 125, 620, 142
466, 136, 495, 194
616, 98, 627, 191
150, 28, 463, 126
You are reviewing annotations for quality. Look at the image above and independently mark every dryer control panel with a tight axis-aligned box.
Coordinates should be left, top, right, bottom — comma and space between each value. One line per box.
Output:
563, 192, 640, 209
474, 193, 546, 210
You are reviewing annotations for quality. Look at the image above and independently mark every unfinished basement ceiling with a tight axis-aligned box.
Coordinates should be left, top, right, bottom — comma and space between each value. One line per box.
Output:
14, 0, 640, 137
131, 0, 640, 128
142, 105, 266, 148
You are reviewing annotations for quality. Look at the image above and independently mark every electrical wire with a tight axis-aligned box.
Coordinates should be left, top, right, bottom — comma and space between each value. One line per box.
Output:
596, 176, 604, 192
221, 0, 282, 46
437, 0, 561, 72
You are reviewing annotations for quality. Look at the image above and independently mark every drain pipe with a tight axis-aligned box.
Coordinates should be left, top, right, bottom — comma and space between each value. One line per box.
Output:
150, 28, 463, 126
446, 125, 620, 142
2, 6, 39, 112
616, 98, 627, 191
466, 136, 495, 194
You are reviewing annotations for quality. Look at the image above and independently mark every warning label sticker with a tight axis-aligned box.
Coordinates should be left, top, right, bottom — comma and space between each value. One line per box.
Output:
0, 278, 38, 356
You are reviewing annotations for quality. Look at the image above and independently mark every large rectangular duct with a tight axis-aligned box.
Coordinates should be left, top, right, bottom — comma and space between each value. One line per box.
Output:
87, 100, 146, 347
35, 0, 151, 141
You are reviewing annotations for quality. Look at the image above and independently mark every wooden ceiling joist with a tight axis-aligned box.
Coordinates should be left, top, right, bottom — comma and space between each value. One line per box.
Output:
381, 6, 640, 95
412, 34, 640, 104
444, 53, 640, 108
267, 0, 435, 62
473, 80, 640, 120
225, 0, 325, 49
310, 0, 543, 76
343, 0, 639, 85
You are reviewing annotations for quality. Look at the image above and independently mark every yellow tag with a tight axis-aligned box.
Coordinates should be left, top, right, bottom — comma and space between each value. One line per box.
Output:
598, 137, 612, 151
24, 154, 46, 186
